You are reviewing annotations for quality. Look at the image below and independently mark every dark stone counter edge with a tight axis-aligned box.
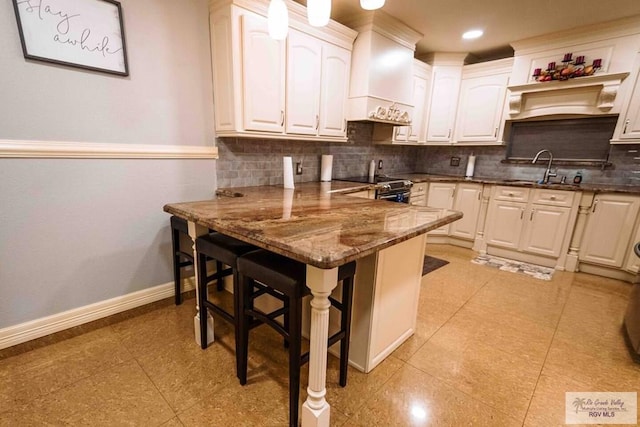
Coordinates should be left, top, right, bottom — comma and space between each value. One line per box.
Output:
393, 173, 640, 194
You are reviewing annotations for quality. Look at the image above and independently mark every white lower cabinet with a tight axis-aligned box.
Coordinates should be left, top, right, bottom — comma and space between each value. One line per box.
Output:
410, 182, 428, 206
449, 183, 483, 240
485, 186, 576, 265
625, 222, 640, 273
426, 182, 456, 235
520, 205, 571, 257
485, 200, 526, 250
579, 193, 640, 268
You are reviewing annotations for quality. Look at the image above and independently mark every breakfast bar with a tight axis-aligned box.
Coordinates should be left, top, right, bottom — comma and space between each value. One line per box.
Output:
164, 181, 461, 427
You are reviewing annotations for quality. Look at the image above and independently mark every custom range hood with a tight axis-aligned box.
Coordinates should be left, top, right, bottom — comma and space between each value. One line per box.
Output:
343, 11, 422, 125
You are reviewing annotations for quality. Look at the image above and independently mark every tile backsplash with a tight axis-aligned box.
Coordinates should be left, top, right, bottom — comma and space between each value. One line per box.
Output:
215, 123, 639, 188
215, 123, 419, 188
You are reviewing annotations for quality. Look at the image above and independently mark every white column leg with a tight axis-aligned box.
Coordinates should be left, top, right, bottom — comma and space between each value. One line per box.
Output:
188, 221, 214, 346
301, 265, 338, 427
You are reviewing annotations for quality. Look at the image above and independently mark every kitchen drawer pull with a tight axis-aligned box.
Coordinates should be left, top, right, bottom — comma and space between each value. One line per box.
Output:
520, 208, 524, 219
508, 192, 514, 197
478, 191, 481, 200
316, 115, 319, 130
343, 119, 347, 132
530, 209, 535, 221
494, 127, 498, 138
592, 199, 599, 213
280, 110, 284, 127
624, 119, 630, 134
550, 195, 557, 200
447, 129, 451, 138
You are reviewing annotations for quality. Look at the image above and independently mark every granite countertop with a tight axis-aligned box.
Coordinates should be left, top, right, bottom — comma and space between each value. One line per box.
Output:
164, 182, 462, 269
392, 173, 640, 194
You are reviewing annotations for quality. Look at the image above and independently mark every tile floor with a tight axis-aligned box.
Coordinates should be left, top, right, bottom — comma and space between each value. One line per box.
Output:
1, 244, 639, 426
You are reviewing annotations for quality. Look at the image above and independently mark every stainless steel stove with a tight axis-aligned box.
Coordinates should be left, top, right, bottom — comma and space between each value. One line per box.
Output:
337, 176, 413, 203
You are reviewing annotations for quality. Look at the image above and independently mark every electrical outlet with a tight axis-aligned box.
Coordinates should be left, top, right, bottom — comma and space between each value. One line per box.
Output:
378, 160, 383, 169
296, 162, 303, 175
450, 156, 461, 167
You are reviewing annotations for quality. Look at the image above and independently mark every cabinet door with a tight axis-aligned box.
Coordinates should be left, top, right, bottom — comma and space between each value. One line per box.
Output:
408, 74, 429, 141
286, 30, 322, 135
580, 194, 640, 267
486, 200, 526, 250
241, 13, 286, 133
454, 73, 509, 143
619, 70, 640, 140
426, 183, 456, 235
520, 205, 570, 257
450, 183, 482, 240
410, 182, 428, 206
625, 224, 640, 273
425, 66, 462, 143
319, 43, 350, 137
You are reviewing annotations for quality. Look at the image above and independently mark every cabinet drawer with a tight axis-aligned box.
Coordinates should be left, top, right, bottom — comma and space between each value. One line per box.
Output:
531, 189, 575, 207
493, 186, 530, 202
411, 183, 428, 195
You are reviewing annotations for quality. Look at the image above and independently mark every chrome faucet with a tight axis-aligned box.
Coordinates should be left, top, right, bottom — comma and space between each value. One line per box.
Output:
532, 149, 557, 184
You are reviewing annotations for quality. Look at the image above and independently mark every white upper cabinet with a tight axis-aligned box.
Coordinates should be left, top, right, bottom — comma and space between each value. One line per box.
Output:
425, 65, 462, 143
613, 53, 640, 142
286, 30, 321, 135
454, 59, 512, 144
242, 12, 286, 133
394, 60, 430, 144
318, 43, 351, 137
209, 0, 356, 141
287, 31, 351, 137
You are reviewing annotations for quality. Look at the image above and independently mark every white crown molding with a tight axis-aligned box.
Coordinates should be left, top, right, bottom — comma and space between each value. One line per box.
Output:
0, 278, 196, 350
511, 15, 640, 56
0, 140, 218, 159
342, 10, 422, 51
420, 52, 468, 66
462, 57, 514, 79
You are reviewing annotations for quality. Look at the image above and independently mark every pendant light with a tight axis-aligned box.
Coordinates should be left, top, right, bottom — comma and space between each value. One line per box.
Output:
360, 0, 385, 10
268, 0, 289, 40
307, 0, 331, 27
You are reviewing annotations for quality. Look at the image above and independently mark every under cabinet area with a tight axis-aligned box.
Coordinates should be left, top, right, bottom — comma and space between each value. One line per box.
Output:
209, 0, 356, 141
484, 186, 579, 268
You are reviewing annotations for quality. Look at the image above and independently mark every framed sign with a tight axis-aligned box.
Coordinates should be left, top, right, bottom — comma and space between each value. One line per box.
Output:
12, 0, 129, 76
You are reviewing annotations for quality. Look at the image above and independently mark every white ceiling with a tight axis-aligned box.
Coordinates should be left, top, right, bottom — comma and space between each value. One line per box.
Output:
296, 0, 640, 61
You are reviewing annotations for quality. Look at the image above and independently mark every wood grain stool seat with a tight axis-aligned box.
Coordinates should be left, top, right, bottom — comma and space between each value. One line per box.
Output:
195, 233, 257, 349
236, 250, 356, 427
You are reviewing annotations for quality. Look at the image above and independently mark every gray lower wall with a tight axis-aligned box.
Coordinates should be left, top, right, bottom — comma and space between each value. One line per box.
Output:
0, 159, 216, 328
0, 0, 215, 330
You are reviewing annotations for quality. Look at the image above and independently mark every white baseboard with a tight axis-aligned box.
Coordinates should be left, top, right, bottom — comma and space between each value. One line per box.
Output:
0, 278, 196, 350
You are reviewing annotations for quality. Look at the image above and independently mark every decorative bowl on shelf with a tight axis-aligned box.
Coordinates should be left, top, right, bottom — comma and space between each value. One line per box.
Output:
532, 53, 602, 82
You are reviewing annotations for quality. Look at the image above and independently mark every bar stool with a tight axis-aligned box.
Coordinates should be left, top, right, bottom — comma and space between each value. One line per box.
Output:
170, 216, 195, 305
236, 250, 356, 427
196, 233, 257, 349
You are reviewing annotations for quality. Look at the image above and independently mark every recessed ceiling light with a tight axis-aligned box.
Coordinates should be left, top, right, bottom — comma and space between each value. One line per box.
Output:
462, 29, 484, 40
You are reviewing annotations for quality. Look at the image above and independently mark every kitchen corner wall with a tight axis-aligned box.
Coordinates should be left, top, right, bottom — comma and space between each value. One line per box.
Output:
216, 123, 420, 187
418, 144, 640, 185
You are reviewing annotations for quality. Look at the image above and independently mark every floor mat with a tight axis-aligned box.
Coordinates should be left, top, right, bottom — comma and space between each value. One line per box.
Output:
422, 255, 449, 276
472, 254, 554, 280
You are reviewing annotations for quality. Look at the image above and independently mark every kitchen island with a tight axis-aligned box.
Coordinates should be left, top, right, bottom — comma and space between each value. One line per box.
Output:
164, 181, 461, 427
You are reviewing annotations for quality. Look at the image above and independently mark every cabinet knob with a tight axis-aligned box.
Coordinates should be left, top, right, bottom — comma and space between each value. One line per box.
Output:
550, 195, 556, 200
508, 192, 514, 196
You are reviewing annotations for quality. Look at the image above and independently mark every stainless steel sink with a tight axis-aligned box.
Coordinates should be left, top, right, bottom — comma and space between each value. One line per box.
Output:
501, 179, 578, 188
